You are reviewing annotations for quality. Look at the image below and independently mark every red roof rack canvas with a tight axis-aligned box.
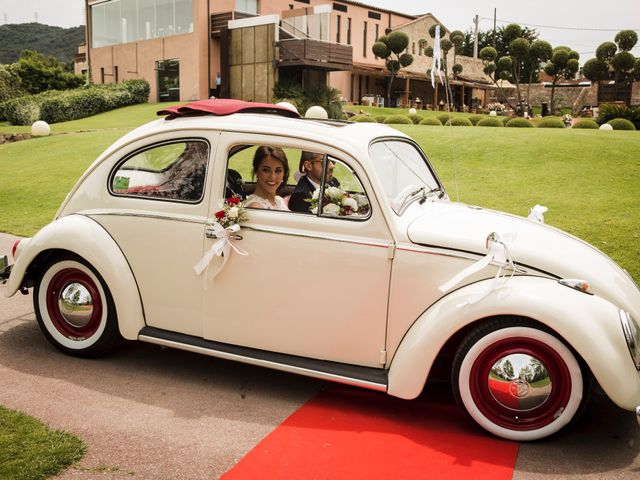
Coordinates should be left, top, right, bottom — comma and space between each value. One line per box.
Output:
157, 99, 300, 119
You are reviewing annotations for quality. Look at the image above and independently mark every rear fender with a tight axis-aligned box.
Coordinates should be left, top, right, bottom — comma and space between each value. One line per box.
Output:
3, 214, 144, 340
387, 276, 640, 411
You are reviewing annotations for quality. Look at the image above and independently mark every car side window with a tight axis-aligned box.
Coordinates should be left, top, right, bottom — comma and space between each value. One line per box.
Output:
111, 140, 209, 202
314, 156, 370, 219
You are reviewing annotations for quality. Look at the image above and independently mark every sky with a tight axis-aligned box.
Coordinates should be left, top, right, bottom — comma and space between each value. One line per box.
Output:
0, 0, 638, 61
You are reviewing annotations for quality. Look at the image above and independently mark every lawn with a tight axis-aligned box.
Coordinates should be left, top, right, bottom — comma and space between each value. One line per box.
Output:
0, 406, 85, 479
0, 103, 638, 282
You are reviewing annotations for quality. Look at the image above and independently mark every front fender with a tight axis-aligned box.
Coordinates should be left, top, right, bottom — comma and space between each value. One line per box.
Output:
3, 214, 144, 340
387, 276, 640, 411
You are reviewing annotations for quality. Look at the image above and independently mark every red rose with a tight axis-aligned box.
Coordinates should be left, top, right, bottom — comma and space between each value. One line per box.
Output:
215, 210, 225, 220
227, 197, 240, 205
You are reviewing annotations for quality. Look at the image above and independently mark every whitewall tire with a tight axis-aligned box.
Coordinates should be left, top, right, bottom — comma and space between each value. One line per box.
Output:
452, 318, 588, 441
34, 255, 119, 357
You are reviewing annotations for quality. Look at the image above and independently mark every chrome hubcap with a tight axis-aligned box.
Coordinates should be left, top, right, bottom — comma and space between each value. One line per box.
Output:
489, 353, 552, 411
58, 282, 94, 328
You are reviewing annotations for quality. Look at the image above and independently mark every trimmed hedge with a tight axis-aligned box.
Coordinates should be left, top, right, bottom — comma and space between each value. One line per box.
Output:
383, 114, 413, 124
501, 115, 511, 125
607, 118, 636, 130
436, 113, 453, 124
476, 117, 504, 127
572, 119, 599, 129
506, 118, 534, 128
350, 114, 377, 123
1, 79, 150, 125
419, 117, 442, 126
374, 115, 388, 123
407, 113, 423, 124
537, 116, 565, 128
445, 117, 473, 127
468, 114, 483, 125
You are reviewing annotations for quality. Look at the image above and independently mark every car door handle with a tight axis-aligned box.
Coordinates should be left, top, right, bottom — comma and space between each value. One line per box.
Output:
205, 224, 242, 240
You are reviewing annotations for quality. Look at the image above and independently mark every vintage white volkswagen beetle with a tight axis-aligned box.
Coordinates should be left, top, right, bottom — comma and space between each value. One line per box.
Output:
1, 99, 639, 441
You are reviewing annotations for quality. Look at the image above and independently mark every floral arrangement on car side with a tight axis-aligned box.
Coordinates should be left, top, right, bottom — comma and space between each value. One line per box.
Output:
307, 186, 369, 216
213, 196, 248, 228
194, 196, 248, 279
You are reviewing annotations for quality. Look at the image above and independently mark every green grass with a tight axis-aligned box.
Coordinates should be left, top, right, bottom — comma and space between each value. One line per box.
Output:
1, 103, 639, 282
0, 406, 85, 479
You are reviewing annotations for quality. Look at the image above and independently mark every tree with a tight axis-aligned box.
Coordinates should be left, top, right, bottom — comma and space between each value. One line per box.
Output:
11, 50, 84, 94
583, 30, 638, 106
372, 31, 414, 107
478, 24, 550, 114
543, 46, 580, 115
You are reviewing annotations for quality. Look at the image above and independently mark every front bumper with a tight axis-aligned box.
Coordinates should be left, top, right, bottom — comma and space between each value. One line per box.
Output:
0, 255, 12, 284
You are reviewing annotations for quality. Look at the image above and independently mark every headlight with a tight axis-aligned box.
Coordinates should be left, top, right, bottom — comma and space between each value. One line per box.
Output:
620, 310, 640, 371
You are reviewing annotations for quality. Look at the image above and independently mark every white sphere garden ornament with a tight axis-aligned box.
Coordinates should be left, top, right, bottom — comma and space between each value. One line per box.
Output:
599, 123, 613, 131
31, 120, 51, 137
276, 101, 298, 114
489, 110, 497, 116
408, 108, 417, 115
305, 105, 328, 119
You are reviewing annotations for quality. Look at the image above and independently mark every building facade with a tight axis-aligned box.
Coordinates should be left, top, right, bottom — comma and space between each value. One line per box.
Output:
80, 0, 491, 108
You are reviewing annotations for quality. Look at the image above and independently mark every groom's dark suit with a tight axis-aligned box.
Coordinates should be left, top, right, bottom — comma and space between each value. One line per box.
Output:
289, 175, 340, 213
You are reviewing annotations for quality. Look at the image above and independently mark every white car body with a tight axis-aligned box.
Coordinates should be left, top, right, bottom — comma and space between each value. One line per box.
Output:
2, 100, 639, 441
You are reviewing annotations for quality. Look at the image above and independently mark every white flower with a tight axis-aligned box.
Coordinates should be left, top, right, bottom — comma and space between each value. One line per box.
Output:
312, 189, 320, 200
323, 203, 341, 215
342, 197, 358, 211
311, 206, 318, 214
325, 186, 343, 203
354, 194, 368, 207
228, 206, 239, 219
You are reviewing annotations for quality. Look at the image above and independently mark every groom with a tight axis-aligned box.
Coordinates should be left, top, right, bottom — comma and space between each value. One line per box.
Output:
289, 151, 340, 213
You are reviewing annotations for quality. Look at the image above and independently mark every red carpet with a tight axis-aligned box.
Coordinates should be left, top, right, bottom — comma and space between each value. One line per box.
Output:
223, 385, 518, 479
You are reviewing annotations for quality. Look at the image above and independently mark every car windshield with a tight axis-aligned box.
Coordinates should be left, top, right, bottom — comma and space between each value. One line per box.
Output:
369, 139, 442, 215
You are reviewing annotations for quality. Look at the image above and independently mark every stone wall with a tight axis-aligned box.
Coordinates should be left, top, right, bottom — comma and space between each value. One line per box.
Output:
487, 83, 598, 114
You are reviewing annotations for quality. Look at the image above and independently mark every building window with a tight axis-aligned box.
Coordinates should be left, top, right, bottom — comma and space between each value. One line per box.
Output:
368, 11, 381, 20
333, 3, 347, 12
412, 42, 415, 54
156, 59, 180, 102
347, 17, 351, 45
363, 21, 367, 57
375, 24, 379, 41
336, 15, 341, 43
114, 65, 119, 83
100, 67, 105, 83
295, 0, 310, 3
91, 0, 194, 48
235, 0, 258, 14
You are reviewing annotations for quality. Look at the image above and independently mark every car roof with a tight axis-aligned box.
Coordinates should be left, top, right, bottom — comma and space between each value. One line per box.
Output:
104, 113, 411, 159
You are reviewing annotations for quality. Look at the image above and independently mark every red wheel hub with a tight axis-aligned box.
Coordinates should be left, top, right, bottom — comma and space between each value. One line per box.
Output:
46, 268, 103, 340
469, 337, 572, 431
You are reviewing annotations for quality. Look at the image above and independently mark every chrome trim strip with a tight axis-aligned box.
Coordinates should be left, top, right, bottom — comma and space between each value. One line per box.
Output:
243, 225, 391, 249
139, 334, 388, 391
396, 244, 480, 261
85, 211, 205, 225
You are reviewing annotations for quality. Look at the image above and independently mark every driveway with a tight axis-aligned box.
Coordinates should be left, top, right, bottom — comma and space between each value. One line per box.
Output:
0, 232, 638, 479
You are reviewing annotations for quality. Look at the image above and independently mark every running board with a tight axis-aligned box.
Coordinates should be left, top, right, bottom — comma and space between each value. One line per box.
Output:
138, 327, 388, 391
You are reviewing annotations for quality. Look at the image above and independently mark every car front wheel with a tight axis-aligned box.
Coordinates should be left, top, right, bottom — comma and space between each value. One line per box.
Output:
452, 317, 588, 441
34, 255, 119, 357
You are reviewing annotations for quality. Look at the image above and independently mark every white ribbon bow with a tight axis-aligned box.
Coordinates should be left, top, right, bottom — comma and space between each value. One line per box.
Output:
194, 223, 248, 280
431, 25, 443, 88
439, 232, 517, 307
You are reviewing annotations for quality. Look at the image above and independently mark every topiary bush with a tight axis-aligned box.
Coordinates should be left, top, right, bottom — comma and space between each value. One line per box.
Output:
2, 97, 40, 125
607, 118, 636, 130
501, 115, 511, 125
597, 103, 640, 130
419, 117, 442, 126
506, 118, 534, 128
350, 114, 376, 123
436, 113, 452, 124
374, 115, 388, 123
407, 113, 423, 124
383, 114, 413, 124
468, 114, 483, 125
572, 119, 599, 129
537, 116, 565, 128
445, 117, 473, 127
476, 117, 504, 127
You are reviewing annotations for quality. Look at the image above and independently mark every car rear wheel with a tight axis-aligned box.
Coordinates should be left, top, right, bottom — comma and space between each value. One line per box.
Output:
34, 255, 119, 357
452, 317, 588, 441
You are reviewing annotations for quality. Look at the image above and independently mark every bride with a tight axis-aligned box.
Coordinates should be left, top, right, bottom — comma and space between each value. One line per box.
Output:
245, 146, 290, 211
